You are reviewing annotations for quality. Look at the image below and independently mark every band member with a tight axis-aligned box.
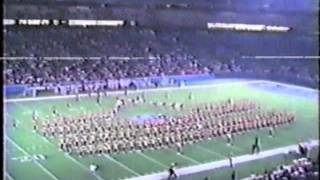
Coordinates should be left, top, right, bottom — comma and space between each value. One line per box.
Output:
90, 164, 98, 172
226, 132, 233, 146
33, 124, 38, 132
32, 110, 37, 121
88, 87, 92, 97
141, 93, 146, 103
12, 118, 17, 128
124, 88, 128, 96
227, 98, 233, 105
188, 92, 193, 101
176, 142, 182, 154
165, 91, 169, 99
52, 106, 57, 115
97, 91, 101, 105
269, 126, 274, 137
76, 91, 80, 101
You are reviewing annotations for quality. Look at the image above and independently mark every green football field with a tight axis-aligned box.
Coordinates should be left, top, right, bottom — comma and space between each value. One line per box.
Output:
4, 82, 319, 180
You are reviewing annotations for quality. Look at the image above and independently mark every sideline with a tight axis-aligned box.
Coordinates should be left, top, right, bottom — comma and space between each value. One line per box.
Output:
4, 81, 253, 103
5, 80, 318, 103
127, 140, 319, 180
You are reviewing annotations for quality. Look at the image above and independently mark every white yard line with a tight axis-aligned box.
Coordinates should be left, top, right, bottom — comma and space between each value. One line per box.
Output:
167, 149, 201, 164
127, 139, 319, 180
103, 155, 140, 176
35, 125, 105, 180
63, 154, 105, 180
8, 102, 105, 180
6, 136, 59, 180
5, 172, 15, 180
194, 145, 226, 158
11, 156, 26, 161
36, 132, 105, 180
137, 152, 168, 168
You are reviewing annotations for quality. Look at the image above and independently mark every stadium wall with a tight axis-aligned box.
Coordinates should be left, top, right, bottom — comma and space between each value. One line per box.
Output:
3, 85, 28, 97
4, 79, 318, 103
4, 74, 216, 98
4, 73, 318, 98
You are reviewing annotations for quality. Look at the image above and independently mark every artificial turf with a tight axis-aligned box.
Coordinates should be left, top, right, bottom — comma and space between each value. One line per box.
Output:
5, 83, 319, 180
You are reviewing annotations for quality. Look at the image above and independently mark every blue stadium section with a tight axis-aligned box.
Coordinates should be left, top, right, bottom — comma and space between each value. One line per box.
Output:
4, 85, 28, 97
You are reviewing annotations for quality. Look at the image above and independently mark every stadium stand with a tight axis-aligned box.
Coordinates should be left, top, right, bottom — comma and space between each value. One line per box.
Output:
243, 158, 319, 180
4, 59, 319, 89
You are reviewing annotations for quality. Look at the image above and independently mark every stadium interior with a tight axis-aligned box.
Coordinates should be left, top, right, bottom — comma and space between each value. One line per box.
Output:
3, 0, 319, 180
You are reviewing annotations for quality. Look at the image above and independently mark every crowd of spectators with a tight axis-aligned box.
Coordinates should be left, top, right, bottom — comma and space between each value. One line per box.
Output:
244, 158, 319, 180
4, 5, 318, 89
4, 58, 318, 89
4, 0, 318, 88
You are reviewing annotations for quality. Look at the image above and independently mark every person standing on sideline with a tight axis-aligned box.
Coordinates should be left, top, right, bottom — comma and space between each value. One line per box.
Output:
231, 169, 237, 180
229, 152, 234, 168
188, 92, 193, 101
76, 90, 80, 102
251, 135, 261, 154
97, 90, 101, 105
167, 163, 177, 180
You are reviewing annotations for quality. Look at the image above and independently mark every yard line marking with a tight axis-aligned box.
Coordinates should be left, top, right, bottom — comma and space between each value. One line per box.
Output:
103, 155, 140, 176
137, 152, 168, 168
5, 172, 15, 180
11, 157, 21, 161
6, 136, 59, 180
194, 145, 226, 158
34, 130, 105, 180
63, 154, 105, 180
7, 101, 105, 180
167, 149, 200, 164
37, 135, 105, 180
39, 136, 51, 144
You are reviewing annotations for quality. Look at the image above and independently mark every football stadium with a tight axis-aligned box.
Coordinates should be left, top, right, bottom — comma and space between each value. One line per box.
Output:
4, 67, 319, 180
3, 0, 320, 180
